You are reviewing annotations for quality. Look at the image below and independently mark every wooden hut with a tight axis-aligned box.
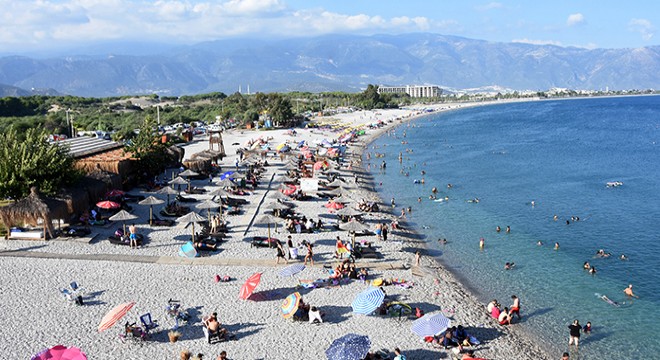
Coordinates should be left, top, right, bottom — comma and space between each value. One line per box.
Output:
0, 187, 68, 240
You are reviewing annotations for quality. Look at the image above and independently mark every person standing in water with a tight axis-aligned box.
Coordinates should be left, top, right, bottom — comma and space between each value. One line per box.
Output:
624, 284, 639, 298
479, 237, 485, 249
568, 320, 582, 347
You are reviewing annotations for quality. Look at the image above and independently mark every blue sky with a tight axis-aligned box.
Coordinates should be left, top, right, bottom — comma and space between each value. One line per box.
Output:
0, 0, 657, 54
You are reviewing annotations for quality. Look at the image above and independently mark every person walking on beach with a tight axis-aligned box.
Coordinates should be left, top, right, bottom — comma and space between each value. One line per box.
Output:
568, 320, 582, 347
304, 241, 314, 266
382, 223, 388, 241
276, 241, 288, 264
415, 251, 421, 266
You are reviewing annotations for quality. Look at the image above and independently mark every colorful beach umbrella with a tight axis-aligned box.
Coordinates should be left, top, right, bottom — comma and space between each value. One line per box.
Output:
281, 292, 302, 319
325, 333, 371, 360
410, 313, 451, 338
98, 302, 135, 332
239, 272, 262, 300
32, 345, 87, 360
325, 201, 345, 211
281, 184, 297, 196
351, 287, 385, 315
278, 263, 306, 277
96, 200, 120, 210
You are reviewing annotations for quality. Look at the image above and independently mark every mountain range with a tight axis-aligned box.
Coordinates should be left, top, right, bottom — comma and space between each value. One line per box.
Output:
1, 33, 659, 97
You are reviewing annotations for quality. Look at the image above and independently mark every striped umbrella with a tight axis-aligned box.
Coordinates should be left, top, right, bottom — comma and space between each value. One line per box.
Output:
410, 313, 451, 338
325, 333, 371, 360
351, 287, 385, 315
281, 292, 301, 319
98, 302, 135, 332
278, 263, 306, 277
239, 272, 262, 300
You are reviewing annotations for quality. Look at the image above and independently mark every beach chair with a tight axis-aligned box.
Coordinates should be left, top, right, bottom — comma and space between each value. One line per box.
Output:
179, 241, 198, 258
59, 281, 84, 305
140, 313, 158, 333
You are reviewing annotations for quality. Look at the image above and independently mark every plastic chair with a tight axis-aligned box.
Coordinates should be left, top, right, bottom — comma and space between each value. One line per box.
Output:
140, 313, 158, 332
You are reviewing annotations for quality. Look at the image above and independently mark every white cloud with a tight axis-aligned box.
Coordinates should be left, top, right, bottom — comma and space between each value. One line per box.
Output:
475, 2, 503, 11
629, 18, 654, 41
566, 13, 585, 27
512, 38, 563, 46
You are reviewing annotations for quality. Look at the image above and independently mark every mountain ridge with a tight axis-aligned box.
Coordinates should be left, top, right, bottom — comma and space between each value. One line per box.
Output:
0, 33, 658, 97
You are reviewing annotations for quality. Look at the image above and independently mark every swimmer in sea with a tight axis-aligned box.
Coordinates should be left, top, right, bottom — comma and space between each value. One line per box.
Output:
479, 237, 485, 249
506, 226, 511, 233
553, 215, 558, 221
438, 238, 447, 245
624, 284, 639, 298
431, 187, 438, 194
620, 254, 628, 260
417, 197, 422, 203
447, 183, 453, 189
589, 266, 597, 275
504, 262, 515, 270
583, 261, 591, 270
554, 242, 560, 250
496, 226, 501, 232
537, 240, 543, 246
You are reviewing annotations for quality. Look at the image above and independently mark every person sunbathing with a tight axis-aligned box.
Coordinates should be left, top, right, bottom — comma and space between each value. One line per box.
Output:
204, 313, 228, 340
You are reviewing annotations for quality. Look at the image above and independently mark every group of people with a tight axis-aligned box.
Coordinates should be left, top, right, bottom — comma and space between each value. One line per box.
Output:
487, 295, 521, 326
285, 216, 323, 234
374, 223, 389, 241
567, 319, 592, 347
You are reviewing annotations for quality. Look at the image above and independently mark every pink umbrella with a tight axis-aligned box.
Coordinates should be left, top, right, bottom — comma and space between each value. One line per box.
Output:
313, 161, 328, 171
98, 302, 135, 332
32, 345, 87, 360
281, 185, 297, 196
325, 201, 345, 210
105, 189, 125, 198
239, 272, 262, 300
96, 200, 121, 210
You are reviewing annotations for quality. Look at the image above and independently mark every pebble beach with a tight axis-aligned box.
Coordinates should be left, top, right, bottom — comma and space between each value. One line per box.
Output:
0, 101, 551, 360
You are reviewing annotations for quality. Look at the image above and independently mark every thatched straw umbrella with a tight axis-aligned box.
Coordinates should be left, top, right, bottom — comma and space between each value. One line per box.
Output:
0, 187, 67, 240
138, 196, 165, 225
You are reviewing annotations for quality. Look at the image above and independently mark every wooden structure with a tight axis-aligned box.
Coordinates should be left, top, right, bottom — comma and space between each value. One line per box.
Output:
208, 130, 226, 157
0, 187, 68, 240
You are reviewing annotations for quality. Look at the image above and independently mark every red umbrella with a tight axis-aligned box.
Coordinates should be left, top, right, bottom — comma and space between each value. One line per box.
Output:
96, 200, 121, 210
98, 302, 135, 332
313, 161, 328, 171
281, 185, 297, 196
33, 345, 87, 360
105, 189, 125, 198
325, 201, 345, 210
239, 272, 262, 300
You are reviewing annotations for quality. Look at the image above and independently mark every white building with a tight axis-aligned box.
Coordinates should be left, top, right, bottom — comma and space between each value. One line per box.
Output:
378, 85, 441, 98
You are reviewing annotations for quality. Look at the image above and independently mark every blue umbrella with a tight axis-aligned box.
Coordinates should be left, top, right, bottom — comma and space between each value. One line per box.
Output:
220, 171, 235, 180
325, 333, 371, 360
297, 140, 306, 148
410, 312, 451, 338
351, 287, 385, 315
278, 263, 306, 277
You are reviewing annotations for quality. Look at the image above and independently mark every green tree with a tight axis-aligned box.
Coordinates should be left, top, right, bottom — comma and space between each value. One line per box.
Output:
0, 127, 79, 200
269, 95, 294, 127
124, 116, 169, 180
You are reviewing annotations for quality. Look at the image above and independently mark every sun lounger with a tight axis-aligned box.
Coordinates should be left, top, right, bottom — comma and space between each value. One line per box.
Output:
250, 236, 278, 248
108, 234, 144, 246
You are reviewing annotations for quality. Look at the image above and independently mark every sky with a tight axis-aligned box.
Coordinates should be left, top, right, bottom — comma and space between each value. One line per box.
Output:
1, 0, 658, 54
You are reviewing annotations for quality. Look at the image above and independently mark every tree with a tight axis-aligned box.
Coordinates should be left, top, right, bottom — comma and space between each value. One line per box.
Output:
124, 116, 170, 180
0, 127, 79, 200
269, 95, 294, 127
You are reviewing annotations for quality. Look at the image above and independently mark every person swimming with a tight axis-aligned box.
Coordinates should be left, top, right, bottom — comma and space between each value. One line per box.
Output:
620, 254, 628, 260
537, 240, 544, 246
589, 266, 597, 274
583, 261, 591, 270
496, 226, 501, 232
504, 262, 515, 270
554, 242, 560, 250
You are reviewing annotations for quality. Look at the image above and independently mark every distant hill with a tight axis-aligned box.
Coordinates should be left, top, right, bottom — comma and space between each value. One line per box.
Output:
1, 33, 659, 97
0, 83, 61, 97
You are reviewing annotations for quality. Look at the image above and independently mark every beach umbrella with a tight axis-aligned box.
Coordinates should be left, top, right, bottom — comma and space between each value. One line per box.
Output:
351, 287, 385, 315
98, 302, 135, 332
138, 196, 164, 225
96, 200, 120, 210
411, 313, 451, 338
220, 171, 235, 180
335, 207, 363, 217
325, 201, 345, 211
340, 220, 368, 249
178, 169, 199, 178
239, 272, 262, 300
276, 143, 288, 151
32, 345, 87, 360
105, 189, 125, 198
263, 202, 290, 217
209, 187, 232, 198
281, 184, 297, 196
169, 176, 190, 193
215, 178, 236, 188
156, 186, 179, 204
325, 333, 371, 360
269, 191, 291, 201
108, 210, 138, 235
325, 179, 344, 187
279, 263, 306, 278
255, 214, 281, 246
232, 172, 246, 179
313, 160, 329, 171
176, 211, 207, 243
195, 199, 220, 223
281, 292, 302, 319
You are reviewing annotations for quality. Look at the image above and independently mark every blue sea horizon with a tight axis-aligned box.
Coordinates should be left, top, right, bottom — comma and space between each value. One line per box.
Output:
366, 95, 660, 359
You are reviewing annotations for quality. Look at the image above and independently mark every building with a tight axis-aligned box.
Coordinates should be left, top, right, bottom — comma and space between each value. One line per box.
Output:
378, 85, 442, 98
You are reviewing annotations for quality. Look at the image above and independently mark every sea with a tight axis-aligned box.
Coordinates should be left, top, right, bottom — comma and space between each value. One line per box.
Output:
366, 96, 660, 359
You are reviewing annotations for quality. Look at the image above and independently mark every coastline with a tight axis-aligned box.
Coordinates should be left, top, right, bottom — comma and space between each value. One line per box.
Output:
0, 99, 554, 359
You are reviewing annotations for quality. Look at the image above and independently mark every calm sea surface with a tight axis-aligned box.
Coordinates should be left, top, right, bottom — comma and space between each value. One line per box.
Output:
367, 96, 660, 359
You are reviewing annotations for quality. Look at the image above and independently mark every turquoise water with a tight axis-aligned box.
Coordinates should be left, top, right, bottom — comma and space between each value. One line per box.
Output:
367, 96, 660, 359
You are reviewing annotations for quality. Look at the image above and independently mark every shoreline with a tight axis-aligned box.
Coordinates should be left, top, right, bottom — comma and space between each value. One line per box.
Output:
349, 103, 553, 359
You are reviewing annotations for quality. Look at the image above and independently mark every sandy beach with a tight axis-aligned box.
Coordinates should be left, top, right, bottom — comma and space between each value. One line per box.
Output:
0, 100, 551, 359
